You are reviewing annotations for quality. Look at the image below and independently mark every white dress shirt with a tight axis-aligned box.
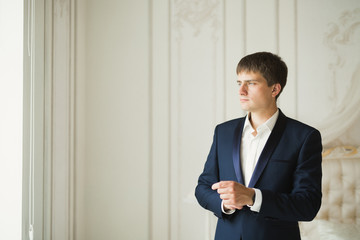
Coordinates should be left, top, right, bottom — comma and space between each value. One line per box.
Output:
222, 109, 279, 214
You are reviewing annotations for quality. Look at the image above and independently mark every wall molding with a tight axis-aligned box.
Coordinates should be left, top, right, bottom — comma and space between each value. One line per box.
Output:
23, 0, 46, 239
150, 1, 171, 239
50, 0, 76, 239
23, 0, 75, 239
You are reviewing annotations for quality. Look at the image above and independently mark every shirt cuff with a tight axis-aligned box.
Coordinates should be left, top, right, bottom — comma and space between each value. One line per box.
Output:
221, 200, 236, 215
249, 188, 262, 212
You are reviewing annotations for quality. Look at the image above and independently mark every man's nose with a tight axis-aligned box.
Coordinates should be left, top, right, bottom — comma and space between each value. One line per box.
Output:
239, 84, 247, 95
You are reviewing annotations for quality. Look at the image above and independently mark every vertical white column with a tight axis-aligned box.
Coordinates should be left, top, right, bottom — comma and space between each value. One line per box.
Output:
151, 0, 171, 239
278, 0, 297, 118
51, 0, 75, 239
23, 0, 45, 239
224, 0, 247, 120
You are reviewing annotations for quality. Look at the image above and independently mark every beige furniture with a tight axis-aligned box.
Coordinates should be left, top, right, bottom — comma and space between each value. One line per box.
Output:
300, 146, 360, 240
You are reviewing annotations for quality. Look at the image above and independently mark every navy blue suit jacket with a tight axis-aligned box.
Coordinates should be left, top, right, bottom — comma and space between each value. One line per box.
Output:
195, 110, 322, 240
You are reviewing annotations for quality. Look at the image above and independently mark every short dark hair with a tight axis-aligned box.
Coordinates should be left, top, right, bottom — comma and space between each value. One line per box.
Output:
236, 52, 287, 98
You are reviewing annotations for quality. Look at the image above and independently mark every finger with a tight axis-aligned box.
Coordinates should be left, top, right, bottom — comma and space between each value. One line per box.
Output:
216, 187, 228, 194
219, 193, 231, 200
223, 200, 244, 210
223, 199, 236, 206
211, 182, 220, 190
224, 204, 235, 210
212, 181, 233, 190
212, 181, 228, 190
225, 205, 241, 210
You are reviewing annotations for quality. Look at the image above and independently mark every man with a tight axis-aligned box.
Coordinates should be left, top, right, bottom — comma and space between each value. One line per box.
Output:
195, 52, 322, 240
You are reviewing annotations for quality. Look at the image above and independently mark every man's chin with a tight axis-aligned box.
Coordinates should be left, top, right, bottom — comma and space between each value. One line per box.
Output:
240, 104, 250, 111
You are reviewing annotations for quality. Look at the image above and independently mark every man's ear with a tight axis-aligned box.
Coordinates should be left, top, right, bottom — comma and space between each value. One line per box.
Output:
271, 83, 281, 97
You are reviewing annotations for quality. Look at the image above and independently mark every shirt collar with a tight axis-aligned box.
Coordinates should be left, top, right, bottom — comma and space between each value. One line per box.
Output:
243, 109, 279, 133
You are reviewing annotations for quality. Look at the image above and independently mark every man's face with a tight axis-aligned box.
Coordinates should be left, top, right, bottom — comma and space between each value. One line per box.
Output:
237, 71, 278, 113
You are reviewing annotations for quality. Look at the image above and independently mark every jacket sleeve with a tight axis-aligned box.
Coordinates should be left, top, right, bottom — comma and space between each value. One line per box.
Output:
260, 129, 323, 221
195, 126, 224, 218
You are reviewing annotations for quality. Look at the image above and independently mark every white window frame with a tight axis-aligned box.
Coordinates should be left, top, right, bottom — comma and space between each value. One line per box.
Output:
23, 0, 75, 239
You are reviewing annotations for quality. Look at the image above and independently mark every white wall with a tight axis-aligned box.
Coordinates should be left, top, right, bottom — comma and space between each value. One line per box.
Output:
0, 1, 23, 239
76, 0, 151, 239
74, 0, 360, 239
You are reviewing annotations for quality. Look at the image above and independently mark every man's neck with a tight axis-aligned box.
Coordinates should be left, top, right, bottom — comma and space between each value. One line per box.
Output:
249, 107, 278, 130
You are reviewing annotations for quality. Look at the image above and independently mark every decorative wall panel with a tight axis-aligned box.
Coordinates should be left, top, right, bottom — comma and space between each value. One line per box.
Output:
297, 1, 360, 146
71, 1, 360, 240
170, 1, 224, 239
168, 0, 360, 239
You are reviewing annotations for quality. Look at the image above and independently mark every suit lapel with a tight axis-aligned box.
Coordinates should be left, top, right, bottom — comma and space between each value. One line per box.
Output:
248, 110, 287, 188
232, 117, 245, 184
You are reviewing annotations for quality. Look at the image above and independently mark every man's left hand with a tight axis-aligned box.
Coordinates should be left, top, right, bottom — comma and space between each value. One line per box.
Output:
212, 181, 255, 210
